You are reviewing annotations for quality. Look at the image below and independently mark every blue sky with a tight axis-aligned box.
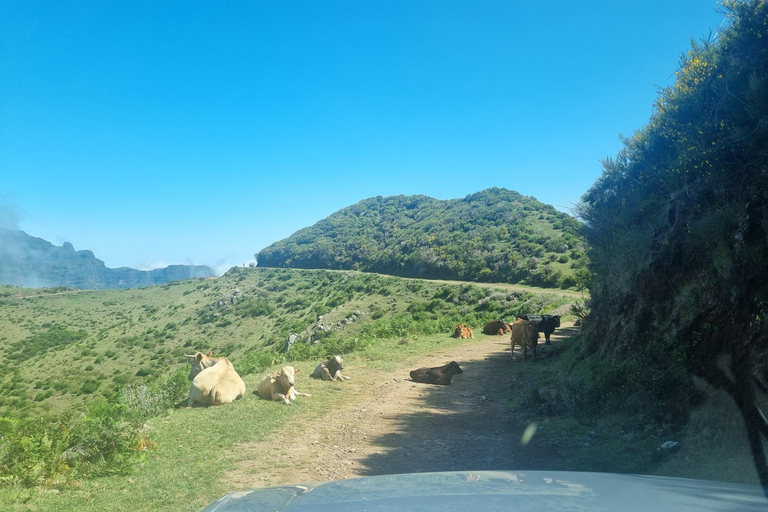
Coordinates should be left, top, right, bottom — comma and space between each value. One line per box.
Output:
1, 1, 727, 275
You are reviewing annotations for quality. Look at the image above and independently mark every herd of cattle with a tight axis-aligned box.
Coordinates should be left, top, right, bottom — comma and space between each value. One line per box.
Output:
184, 313, 564, 407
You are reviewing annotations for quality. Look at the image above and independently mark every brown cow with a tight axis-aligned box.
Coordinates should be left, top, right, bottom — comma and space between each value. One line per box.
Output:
452, 323, 474, 339
510, 319, 539, 362
483, 319, 511, 335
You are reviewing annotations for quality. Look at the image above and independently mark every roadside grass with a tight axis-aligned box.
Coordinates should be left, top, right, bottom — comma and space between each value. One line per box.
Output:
0, 331, 487, 511
498, 328, 762, 486
1, 320, 759, 510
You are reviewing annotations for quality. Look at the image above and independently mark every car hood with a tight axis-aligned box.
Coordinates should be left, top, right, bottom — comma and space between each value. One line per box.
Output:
200, 470, 767, 512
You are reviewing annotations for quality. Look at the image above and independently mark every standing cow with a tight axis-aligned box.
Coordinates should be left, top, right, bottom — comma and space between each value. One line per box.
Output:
516, 314, 561, 345
510, 320, 539, 362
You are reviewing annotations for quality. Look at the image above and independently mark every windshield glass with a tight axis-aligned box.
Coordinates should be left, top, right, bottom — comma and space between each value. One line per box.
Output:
1, 1, 766, 511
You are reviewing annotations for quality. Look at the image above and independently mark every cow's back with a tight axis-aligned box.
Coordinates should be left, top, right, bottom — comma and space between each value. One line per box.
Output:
257, 370, 290, 398
190, 359, 245, 406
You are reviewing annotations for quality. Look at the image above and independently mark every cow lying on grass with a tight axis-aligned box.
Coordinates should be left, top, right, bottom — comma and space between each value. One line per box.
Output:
410, 361, 463, 385
312, 356, 351, 381
510, 319, 539, 362
257, 366, 312, 405
516, 314, 561, 345
185, 351, 246, 407
452, 323, 474, 339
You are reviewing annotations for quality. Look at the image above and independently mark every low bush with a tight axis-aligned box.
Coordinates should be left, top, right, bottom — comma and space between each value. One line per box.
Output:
0, 400, 154, 487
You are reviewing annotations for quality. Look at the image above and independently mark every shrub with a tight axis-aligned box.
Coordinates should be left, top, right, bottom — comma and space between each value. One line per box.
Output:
119, 368, 188, 421
0, 400, 154, 486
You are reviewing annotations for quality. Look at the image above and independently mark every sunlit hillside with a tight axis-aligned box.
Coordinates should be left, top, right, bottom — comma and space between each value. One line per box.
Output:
0, 268, 574, 418
257, 188, 588, 289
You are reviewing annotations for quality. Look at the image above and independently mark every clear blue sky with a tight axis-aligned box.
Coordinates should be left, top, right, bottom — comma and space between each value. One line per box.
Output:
1, 1, 727, 275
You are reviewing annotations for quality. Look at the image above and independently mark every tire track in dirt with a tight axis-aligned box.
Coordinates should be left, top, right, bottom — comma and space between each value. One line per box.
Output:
223, 325, 577, 489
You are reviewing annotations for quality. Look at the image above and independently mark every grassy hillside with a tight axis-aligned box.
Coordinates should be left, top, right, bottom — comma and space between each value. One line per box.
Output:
0, 268, 574, 419
256, 188, 588, 289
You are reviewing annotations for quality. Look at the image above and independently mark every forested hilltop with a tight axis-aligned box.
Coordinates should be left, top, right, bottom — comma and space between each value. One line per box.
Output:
256, 187, 587, 289
578, 0, 768, 486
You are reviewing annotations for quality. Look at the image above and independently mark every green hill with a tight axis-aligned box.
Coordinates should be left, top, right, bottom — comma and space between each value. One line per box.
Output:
256, 187, 588, 289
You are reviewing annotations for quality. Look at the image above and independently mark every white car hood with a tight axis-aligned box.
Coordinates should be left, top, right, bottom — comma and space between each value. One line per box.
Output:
200, 470, 768, 512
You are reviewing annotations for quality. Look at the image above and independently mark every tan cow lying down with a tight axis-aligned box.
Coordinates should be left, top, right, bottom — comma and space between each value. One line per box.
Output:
510, 319, 539, 362
451, 323, 474, 339
257, 366, 312, 405
185, 351, 246, 406
312, 356, 351, 381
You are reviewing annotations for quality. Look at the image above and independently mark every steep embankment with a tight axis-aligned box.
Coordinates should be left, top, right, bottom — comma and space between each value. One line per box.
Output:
578, 1, 768, 486
256, 187, 588, 289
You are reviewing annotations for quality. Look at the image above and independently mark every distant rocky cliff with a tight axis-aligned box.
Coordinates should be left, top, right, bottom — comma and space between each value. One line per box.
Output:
0, 228, 214, 289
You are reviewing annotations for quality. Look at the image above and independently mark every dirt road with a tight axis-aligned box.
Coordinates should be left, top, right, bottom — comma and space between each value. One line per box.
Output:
223, 324, 578, 489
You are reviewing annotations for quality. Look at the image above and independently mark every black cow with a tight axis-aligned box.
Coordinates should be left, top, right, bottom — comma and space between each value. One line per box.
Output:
516, 314, 561, 345
409, 361, 463, 386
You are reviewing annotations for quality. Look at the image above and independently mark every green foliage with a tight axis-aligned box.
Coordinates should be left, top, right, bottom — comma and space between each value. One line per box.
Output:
578, 1, 768, 422
256, 188, 586, 288
119, 368, 189, 421
0, 400, 153, 486
6, 326, 88, 363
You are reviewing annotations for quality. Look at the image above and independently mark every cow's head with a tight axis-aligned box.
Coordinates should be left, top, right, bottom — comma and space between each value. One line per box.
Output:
326, 355, 344, 373
185, 351, 216, 381
277, 366, 298, 388
448, 361, 463, 375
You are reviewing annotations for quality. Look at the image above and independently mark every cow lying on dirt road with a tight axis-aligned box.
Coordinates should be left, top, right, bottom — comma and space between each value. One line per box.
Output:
312, 356, 351, 381
410, 361, 464, 385
257, 366, 312, 405
185, 351, 246, 407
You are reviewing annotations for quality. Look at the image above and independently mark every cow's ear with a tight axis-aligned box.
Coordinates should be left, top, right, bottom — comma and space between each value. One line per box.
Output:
206, 351, 213, 357
196, 353, 204, 361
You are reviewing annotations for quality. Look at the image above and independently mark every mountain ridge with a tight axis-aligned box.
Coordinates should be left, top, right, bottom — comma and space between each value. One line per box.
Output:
0, 227, 214, 289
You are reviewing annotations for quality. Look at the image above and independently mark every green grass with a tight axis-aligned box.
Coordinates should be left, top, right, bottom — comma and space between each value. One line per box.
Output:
0, 269, 573, 419
0, 312, 759, 510
0, 331, 500, 511
0, 269, 578, 509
